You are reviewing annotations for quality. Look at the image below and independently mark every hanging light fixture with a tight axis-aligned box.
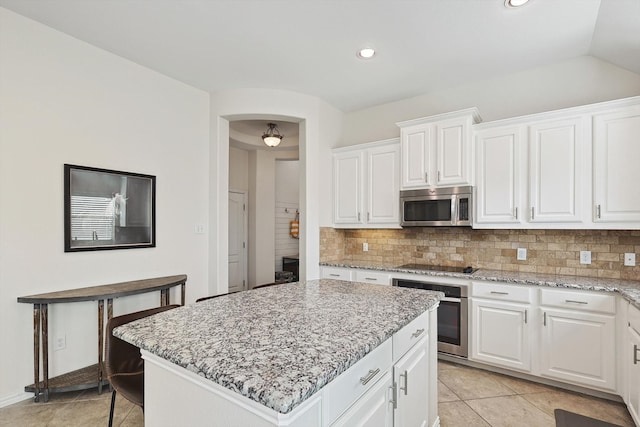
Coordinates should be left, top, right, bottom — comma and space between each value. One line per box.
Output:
262, 123, 284, 147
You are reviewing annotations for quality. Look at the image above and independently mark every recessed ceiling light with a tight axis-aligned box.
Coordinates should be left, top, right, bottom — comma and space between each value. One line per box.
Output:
357, 48, 376, 59
505, 0, 529, 7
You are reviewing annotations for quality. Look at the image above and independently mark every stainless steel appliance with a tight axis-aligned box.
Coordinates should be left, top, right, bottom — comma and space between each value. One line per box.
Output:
400, 186, 472, 227
393, 272, 469, 358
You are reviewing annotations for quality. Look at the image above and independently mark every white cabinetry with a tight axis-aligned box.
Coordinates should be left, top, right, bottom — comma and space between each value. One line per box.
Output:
330, 371, 393, 427
333, 139, 400, 228
354, 270, 392, 286
528, 117, 586, 224
593, 105, 640, 224
539, 288, 616, 391
626, 304, 640, 425
470, 282, 533, 372
393, 335, 429, 427
397, 109, 481, 190
474, 126, 524, 225
321, 267, 353, 281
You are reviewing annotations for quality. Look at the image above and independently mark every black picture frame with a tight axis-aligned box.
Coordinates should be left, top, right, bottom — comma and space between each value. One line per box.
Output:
64, 164, 156, 252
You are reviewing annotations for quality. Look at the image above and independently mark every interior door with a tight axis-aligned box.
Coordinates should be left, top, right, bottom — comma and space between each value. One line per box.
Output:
228, 191, 247, 293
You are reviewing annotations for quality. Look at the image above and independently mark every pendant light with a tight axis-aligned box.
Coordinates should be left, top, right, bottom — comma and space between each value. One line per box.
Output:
262, 123, 284, 147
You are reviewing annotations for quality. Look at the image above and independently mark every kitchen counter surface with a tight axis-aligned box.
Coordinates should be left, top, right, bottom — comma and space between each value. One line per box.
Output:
320, 260, 640, 309
113, 279, 441, 414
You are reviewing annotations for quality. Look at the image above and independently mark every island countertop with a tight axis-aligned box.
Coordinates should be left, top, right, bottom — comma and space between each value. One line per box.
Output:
113, 279, 441, 414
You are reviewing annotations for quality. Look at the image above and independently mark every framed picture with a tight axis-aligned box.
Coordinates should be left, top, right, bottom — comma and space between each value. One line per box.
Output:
64, 164, 156, 252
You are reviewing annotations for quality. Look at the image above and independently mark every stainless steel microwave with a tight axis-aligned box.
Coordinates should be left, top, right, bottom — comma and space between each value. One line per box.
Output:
400, 186, 473, 227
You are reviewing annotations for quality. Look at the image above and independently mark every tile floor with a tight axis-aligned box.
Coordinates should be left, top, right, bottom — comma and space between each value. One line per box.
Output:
0, 360, 635, 427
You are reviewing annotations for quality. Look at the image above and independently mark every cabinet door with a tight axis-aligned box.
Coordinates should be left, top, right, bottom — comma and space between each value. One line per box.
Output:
474, 126, 523, 226
333, 151, 364, 225
436, 117, 471, 186
529, 117, 585, 223
470, 299, 531, 372
367, 144, 400, 224
401, 125, 433, 189
331, 371, 393, 427
394, 335, 429, 427
628, 325, 640, 425
540, 308, 616, 390
593, 106, 640, 223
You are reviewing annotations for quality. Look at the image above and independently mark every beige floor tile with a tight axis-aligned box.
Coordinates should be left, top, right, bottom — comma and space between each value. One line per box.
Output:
491, 373, 558, 395
439, 365, 517, 400
119, 406, 144, 427
523, 390, 636, 427
466, 395, 555, 427
439, 380, 461, 403
438, 401, 490, 427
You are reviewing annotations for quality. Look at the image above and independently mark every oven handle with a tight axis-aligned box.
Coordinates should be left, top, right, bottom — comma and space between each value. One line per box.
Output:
440, 297, 462, 303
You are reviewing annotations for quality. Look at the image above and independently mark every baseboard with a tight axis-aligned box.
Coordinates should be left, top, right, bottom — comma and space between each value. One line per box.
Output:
0, 391, 32, 408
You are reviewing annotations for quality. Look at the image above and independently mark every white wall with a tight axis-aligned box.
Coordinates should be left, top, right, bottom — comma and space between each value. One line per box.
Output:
341, 56, 640, 146
229, 146, 249, 191
0, 8, 210, 405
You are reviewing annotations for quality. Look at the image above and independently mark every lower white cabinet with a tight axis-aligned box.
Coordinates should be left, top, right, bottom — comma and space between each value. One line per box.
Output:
331, 371, 393, 427
626, 305, 640, 425
539, 288, 617, 391
393, 335, 429, 427
321, 267, 353, 281
471, 299, 532, 372
354, 270, 392, 286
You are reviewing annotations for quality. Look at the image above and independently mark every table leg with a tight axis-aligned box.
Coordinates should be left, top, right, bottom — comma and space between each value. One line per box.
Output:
160, 289, 169, 306
98, 300, 104, 394
106, 298, 113, 392
41, 304, 49, 402
181, 283, 186, 306
32, 304, 40, 402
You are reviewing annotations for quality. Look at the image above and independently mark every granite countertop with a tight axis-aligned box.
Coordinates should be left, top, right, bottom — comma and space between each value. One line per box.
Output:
113, 279, 441, 414
320, 260, 640, 309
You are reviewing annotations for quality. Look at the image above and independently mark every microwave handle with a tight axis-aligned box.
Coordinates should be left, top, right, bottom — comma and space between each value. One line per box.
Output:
451, 195, 458, 226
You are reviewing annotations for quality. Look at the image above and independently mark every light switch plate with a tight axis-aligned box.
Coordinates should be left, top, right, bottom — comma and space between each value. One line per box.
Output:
624, 253, 636, 266
580, 251, 592, 265
517, 248, 527, 261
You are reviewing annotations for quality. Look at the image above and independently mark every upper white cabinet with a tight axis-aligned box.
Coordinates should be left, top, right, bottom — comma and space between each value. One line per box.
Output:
475, 125, 524, 225
528, 116, 586, 224
397, 108, 481, 190
593, 105, 640, 224
333, 139, 400, 228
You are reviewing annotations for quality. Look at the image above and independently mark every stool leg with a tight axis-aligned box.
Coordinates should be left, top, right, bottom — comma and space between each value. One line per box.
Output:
108, 389, 116, 427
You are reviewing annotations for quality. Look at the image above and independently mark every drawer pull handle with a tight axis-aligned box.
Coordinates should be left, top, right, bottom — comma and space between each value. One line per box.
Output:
400, 370, 408, 395
524, 309, 528, 324
634, 345, 639, 365
389, 383, 397, 409
365, 277, 378, 281
329, 274, 340, 277
360, 368, 380, 385
411, 328, 425, 338
490, 291, 509, 295
543, 312, 547, 326
565, 299, 588, 305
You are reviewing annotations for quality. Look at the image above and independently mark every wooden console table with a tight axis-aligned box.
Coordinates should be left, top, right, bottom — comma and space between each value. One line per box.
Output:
17, 274, 187, 402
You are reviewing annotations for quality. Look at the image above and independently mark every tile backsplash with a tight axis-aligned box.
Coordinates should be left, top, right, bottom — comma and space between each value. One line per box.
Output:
319, 227, 640, 280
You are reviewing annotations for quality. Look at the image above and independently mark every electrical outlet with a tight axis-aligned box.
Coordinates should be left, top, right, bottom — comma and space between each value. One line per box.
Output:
55, 334, 66, 351
624, 253, 636, 266
580, 251, 592, 265
363, 242, 369, 252
516, 248, 527, 261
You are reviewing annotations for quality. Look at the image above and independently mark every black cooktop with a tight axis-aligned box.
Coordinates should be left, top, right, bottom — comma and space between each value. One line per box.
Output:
397, 264, 476, 274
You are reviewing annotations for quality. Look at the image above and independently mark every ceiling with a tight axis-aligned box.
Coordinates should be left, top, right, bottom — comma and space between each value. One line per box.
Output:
1, 0, 639, 113
229, 120, 299, 151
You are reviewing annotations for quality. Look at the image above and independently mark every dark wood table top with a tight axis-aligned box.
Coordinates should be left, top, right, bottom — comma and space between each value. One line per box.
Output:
17, 274, 187, 304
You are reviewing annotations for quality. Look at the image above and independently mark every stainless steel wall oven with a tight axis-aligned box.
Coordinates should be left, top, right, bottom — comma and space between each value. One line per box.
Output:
393, 278, 468, 358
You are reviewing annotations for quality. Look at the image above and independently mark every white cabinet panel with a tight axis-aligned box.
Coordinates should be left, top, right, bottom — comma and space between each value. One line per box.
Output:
333, 139, 400, 228
437, 118, 467, 186
401, 126, 433, 189
330, 371, 393, 427
333, 151, 364, 225
540, 308, 616, 391
354, 270, 392, 286
529, 117, 586, 223
593, 106, 640, 223
321, 267, 353, 281
475, 126, 523, 225
628, 311, 640, 426
393, 335, 429, 427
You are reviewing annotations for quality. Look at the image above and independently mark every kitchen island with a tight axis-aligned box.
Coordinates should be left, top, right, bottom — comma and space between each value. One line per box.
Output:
114, 279, 441, 427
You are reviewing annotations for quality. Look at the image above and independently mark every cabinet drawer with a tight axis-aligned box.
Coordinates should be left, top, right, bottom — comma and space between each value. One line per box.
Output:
393, 310, 429, 361
471, 281, 533, 303
324, 338, 392, 424
630, 304, 640, 335
321, 267, 353, 281
540, 288, 616, 314
354, 270, 391, 286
